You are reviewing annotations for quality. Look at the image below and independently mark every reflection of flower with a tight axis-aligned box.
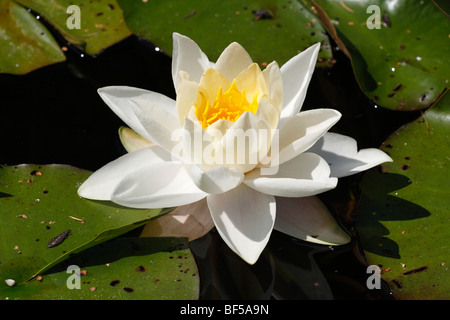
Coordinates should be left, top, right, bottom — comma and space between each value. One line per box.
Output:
78, 33, 392, 264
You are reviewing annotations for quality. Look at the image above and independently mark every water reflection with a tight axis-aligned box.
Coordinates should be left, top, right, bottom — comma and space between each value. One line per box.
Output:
191, 230, 393, 300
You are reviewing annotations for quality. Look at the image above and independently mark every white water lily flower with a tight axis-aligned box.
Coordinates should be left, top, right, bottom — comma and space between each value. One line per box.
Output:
78, 33, 392, 264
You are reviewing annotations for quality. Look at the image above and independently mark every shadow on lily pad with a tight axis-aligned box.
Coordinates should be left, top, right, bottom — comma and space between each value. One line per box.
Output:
44, 237, 189, 275
355, 171, 430, 259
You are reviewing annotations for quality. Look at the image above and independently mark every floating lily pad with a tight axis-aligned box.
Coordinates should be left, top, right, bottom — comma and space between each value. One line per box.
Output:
15, 0, 132, 55
0, 0, 65, 74
308, 0, 449, 110
0, 0, 131, 74
1, 237, 199, 300
117, 0, 333, 67
355, 92, 450, 299
0, 164, 171, 284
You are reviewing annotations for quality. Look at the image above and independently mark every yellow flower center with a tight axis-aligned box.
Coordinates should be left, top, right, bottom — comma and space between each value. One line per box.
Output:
194, 79, 259, 129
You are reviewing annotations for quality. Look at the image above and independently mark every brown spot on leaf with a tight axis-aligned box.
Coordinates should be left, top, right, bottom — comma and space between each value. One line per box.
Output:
403, 266, 428, 275
419, 93, 428, 102
110, 280, 120, 287
252, 9, 273, 20
136, 265, 146, 272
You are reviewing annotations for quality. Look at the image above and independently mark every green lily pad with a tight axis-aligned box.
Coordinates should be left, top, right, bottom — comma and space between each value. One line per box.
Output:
0, 0, 131, 74
0, 164, 171, 283
308, 0, 449, 110
0, 0, 66, 74
355, 92, 450, 299
1, 237, 199, 300
15, 0, 132, 55
117, 0, 333, 67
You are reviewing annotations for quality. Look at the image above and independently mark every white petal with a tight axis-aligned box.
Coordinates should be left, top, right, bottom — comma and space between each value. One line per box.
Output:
132, 97, 179, 132
197, 67, 231, 108
220, 111, 271, 173
214, 42, 253, 82
189, 164, 244, 194
279, 43, 320, 128
255, 98, 280, 132
244, 152, 338, 197
307, 132, 393, 178
275, 196, 351, 245
207, 184, 276, 264
78, 146, 172, 200
97, 86, 176, 144
174, 116, 211, 164
111, 161, 207, 208
235, 62, 268, 103
262, 61, 283, 113
118, 127, 154, 153
172, 33, 211, 91
130, 98, 182, 152
176, 71, 200, 125
140, 199, 214, 241
276, 109, 341, 165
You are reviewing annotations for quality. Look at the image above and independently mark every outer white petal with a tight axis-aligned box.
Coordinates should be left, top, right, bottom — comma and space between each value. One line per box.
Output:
274, 196, 351, 245
276, 109, 341, 165
279, 43, 320, 129
207, 184, 276, 265
214, 42, 254, 82
189, 164, 244, 195
97, 86, 176, 145
140, 199, 214, 241
172, 33, 211, 91
77, 146, 172, 200
111, 161, 208, 208
130, 98, 180, 153
244, 152, 338, 197
307, 132, 393, 178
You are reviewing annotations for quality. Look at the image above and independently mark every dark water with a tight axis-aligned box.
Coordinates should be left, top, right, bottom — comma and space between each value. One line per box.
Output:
0, 31, 421, 300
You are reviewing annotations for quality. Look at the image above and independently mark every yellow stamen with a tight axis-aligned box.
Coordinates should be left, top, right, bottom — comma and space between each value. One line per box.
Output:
194, 79, 259, 129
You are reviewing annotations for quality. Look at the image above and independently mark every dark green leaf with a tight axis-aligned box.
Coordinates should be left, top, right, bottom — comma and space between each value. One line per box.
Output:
308, 0, 449, 110
118, 0, 334, 67
0, 0, 65, 74
355, 92, 450, 299
15, 0, 132, 55
1, 237, 199, 300
0, 164, 171, 282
